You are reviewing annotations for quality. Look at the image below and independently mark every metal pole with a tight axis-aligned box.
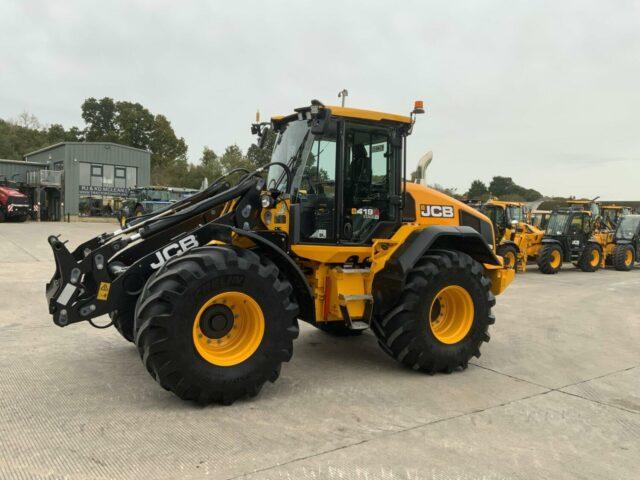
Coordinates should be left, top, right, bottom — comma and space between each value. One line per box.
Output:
338, 89, 348, 107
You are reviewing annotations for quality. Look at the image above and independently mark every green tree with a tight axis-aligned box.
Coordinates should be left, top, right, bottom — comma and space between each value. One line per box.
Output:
466, 179, 489, 200
246, 129, 276, 168
220, 145, 253, 173
149, 114, 188, 172
82, 97, 118, 142
115, 101, 155, 149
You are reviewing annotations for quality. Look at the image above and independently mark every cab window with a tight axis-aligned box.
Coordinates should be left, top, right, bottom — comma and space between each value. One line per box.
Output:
298, 133, 338, 242
343, 125, 397, 243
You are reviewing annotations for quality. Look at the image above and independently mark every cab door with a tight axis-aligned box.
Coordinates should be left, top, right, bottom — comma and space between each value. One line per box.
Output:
340, 123, 401, 243
567, 213, 589, 258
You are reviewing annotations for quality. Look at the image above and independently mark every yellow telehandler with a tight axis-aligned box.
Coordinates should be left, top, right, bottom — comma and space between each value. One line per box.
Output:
480, 199, 544, 272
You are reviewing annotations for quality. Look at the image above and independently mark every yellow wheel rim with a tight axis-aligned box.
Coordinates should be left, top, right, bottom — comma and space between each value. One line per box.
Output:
590, 249, 600, 267
192, 291, 265, 367
503, 251, 516, 269
429, 285, 474, 344
626, 250, 634, 266
550, 250, 561, 268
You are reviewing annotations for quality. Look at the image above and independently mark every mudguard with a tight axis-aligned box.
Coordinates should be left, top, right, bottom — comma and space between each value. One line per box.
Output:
372, 226, 501, 316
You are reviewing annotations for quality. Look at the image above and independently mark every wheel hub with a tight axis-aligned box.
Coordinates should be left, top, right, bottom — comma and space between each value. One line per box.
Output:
199, 304, 234, 339
192, 291, 265, 367
429, 285, 474, 344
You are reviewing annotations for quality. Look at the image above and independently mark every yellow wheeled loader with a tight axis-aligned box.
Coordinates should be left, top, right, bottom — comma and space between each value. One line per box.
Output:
45, 100, 514, 404
480, 199, 544, 272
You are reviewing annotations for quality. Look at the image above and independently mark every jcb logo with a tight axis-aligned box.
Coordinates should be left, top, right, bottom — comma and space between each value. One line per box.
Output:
150, 235, 199, 270
420, 205, 455, 218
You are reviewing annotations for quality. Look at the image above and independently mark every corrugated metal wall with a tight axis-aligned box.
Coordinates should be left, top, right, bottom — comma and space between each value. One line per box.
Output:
25, 143, 151, 215
0, 159, 45, 183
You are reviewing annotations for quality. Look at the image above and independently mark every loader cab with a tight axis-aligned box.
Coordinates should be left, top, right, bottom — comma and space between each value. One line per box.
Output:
531, 210, 551, 230
601, 205, 630, 229
544, 209, 593, 260
267, 106, 408, 245
480, 200, 526, 241
615, 214, 640, 259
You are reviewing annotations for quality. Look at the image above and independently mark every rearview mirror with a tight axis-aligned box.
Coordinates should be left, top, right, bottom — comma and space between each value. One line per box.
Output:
258, 127, 271, 149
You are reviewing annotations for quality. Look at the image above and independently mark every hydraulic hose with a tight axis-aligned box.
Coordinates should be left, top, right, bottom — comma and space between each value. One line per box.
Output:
139, 176, 258, 239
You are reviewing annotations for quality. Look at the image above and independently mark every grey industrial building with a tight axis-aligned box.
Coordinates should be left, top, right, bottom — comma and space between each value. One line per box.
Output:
0, 142, 150, 220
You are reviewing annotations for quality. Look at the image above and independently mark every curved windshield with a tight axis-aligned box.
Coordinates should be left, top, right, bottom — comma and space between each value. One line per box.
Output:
546, 212, 570, 235
615, 215, 640, 240
481, 205, 503, 226
267, 119, 313, 193
507, 205, 524, 223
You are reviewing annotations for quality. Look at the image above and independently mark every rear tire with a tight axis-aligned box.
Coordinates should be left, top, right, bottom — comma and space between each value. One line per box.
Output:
613, 244, 635, 271
537, 244, 563, 274
372, 250, 494, 374
134, 246, 299, 405
577, 243, 602, 272
496, 244, 518, 270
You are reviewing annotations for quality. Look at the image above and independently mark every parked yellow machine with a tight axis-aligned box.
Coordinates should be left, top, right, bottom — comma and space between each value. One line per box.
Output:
537, 201, 614, 274
480, 199, 544, 272
46, 100, 515, 404
530, 209, 551, 230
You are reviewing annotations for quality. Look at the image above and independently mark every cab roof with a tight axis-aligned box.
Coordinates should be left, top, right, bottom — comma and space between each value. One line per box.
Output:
271, 105, 412, 126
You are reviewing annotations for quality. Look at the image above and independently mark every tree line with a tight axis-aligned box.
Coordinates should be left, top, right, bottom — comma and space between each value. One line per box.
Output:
1, 98, 543, 200
0, 97, 272, 189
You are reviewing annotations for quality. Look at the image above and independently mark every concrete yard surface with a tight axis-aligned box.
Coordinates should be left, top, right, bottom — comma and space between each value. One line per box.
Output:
0, 222, 639, 479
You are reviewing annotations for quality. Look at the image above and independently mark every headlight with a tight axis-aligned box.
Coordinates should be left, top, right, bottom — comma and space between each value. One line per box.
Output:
260, 194, 274, 208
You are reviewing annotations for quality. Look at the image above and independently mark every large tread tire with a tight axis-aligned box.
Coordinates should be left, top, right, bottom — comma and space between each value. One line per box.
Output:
496, 243, 518, 271
371, 250, 495, 374
134, 246, 299, 405
612, 244, 635, 271
537, 244, 562, 274
316, 322, 363, 336
109, 309, 135, 342
577, 243, 602, 272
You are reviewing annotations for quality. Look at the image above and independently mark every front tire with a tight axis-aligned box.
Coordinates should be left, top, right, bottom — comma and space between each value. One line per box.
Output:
496, 244, 518, 270
612, 244, 635, 271
577, 243, 602, 272
537, 244, 563, 274
110, 309, 135, 342
372, 250, 494, 374
134, 246, 299, 405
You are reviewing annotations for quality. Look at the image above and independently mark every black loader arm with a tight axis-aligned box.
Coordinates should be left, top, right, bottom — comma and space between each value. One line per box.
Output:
45, 175, 262, 328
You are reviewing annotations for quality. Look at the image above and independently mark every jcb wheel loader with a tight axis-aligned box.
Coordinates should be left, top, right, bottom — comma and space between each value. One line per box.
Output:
480, 199, 543, 272
45, 100, 514, 405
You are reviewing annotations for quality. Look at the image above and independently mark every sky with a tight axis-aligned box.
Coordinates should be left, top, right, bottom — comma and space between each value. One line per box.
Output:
1, 0, 639, 199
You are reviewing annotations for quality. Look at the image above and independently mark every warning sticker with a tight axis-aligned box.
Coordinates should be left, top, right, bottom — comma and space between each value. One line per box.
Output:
97, 282, 111, 301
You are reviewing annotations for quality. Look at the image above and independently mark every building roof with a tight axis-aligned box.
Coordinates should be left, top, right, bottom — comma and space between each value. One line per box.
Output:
0, 158, 47, 166
24, 142, 151, 158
